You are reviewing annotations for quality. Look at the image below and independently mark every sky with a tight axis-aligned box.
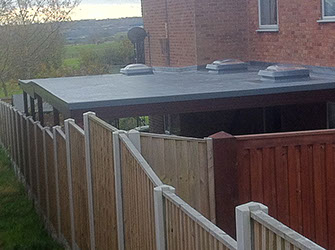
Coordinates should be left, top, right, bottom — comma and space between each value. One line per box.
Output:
71, 0, 142, 20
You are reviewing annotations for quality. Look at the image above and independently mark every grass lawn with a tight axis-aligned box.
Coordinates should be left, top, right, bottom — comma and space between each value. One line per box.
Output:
0, 148, 62, 250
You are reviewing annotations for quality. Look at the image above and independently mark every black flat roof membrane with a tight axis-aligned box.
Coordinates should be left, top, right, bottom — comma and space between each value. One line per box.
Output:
19, 67, 335, 116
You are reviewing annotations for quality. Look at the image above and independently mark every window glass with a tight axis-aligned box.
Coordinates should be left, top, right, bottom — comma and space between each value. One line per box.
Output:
324, 0, 335, 17
260, 0, 278, 25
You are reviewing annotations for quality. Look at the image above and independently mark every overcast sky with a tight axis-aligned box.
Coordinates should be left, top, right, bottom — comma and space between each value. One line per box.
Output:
72, 0, 141, 20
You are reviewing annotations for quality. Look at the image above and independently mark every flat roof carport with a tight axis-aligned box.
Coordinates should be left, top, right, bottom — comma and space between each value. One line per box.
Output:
19, 68, 335, 124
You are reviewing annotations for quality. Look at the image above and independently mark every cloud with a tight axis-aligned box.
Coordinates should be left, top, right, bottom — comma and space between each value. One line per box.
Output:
71, 3, 141, 20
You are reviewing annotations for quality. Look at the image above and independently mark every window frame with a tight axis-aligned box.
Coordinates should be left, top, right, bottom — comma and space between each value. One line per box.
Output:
322, 0, 335, 21
258, 0, 279, 31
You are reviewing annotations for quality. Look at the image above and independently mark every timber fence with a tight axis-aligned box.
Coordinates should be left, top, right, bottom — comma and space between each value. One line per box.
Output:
211, 130, 335, 249
0, 100, 324, 250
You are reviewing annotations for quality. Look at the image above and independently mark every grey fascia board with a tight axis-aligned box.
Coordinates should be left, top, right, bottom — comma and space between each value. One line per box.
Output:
68, 80, 335, 111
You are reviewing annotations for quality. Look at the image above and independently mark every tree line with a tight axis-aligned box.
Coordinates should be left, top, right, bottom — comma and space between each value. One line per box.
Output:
0, 0, 135, 97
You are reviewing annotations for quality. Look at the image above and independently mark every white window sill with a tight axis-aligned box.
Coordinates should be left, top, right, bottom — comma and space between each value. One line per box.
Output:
317, 19, 335, 23
256, 28, 279, 32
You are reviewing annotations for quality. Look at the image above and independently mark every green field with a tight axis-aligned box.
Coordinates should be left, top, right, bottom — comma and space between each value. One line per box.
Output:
0, 148, 62, 249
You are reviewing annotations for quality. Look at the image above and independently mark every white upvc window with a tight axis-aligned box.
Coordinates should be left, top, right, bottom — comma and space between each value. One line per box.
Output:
258, 0, 279, 32
322, 0, 335, 21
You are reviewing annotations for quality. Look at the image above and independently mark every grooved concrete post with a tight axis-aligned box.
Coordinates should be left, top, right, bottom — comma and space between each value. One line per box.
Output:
127, 129, 141, 152
83, 112, 96, 250
64, 118, 76, 250
112, 131, 125, 250
154, 185, 175, 250
236, 202, 268, 250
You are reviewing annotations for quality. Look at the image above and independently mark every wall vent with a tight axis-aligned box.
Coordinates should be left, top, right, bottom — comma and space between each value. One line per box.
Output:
258, 65, 310, 81
120, 64, 153, 76
206, 59, 248, 74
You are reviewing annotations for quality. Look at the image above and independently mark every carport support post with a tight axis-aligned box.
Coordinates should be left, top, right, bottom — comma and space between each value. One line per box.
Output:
53, 107, 60, 126
23, 92, 29, 115
209, 131, 239, 238
30, 96, 35, 120
37, 95, 44, 126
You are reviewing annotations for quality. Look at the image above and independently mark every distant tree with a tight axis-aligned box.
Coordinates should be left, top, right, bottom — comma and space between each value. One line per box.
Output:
0, 0, 80, 96
79, 38, 135, 75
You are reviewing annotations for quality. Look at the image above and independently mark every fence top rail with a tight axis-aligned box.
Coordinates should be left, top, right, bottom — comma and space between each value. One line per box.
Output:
250, 210, 325, 250
28, 117, 36, 124
236, 128, 335, 142
140, 132, 206, 142
68, 120, 84, 136
44, 128, 53, 139
88, 114, 118, 132
163, 190, 237, 250
119, 132, 163, 187
54, 126, 66, 140
37, 122, 44, 131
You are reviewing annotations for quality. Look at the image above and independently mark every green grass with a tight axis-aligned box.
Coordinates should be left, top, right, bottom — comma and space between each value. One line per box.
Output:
63, 57, 81, 70
0, 81, 22, 99
0, 148, 63, 250
64, 42, 118, 59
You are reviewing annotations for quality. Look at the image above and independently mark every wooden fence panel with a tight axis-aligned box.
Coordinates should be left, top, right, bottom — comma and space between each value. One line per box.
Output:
16, 111, 23, 173
233, 130, 335, 249
120, 134, 163, 250
36, 124, 47, 214
22, 117, 29, 181
163, 190, 236, 250
28, 119, 37, 195
45, 129, 58, 231
69, 122, 91, 249
88, 115, 118, 250
249, 209, 324, 250
12, 109, 18, 165
55, 128, 72, 244
140, 133, 212, 219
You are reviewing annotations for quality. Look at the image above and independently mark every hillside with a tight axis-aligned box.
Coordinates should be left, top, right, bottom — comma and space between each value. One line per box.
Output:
62, 17, 143, 44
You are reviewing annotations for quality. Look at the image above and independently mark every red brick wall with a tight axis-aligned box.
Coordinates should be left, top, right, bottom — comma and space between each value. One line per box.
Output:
142, 0, 197, 67
247, 0, 335, 67
142, 0, 335, 68
194, 0, 248, 66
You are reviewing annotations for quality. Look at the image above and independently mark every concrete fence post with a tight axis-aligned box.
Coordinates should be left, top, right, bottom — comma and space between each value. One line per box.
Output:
112, 131, 125, 250
127, 129, 141, 152
83, 112, 96, 250
235, 202, 268, 250
209, 131, 239, 238
64, 118, 76, 250
34, 121, 41, 204
154, 185, 175, 250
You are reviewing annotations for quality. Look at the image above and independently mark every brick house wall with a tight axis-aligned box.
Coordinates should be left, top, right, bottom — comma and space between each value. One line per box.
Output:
194, 0, 248, 66
142, 0, 335, 68
247, 0, 335, 67
142, 0, 197, 67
